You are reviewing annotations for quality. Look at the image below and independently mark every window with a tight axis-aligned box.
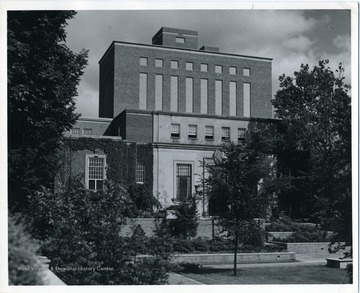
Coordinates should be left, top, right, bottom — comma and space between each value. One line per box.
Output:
171, 60, 179, 69
139, 73, 147, 109
215, 80, 222, 115
171, 123, 180, 138
229, 81, 237, 116
215, 65, 222, 73
243, 83, 251, 117
136, 163, 145, 184
155, 74, 163, 110
222, 127, 230, 141
229, 66, 237, 75
170, 76, 178, 112
185, 77, 193, 113
87, 155, 106, 190
70, 128, 80, 136
155, 59, 163, 67
188, 125, 197, 139
243, 68, 251, 76
205, 126, 214, 140
140, 57, 147, 66
176, 37, 185, 43
176, 164, 192, 201
186, 62, 193, 71
201, 63, 208, 72
200, 79, 208, 114
83, 128, 93, 136
238, 128, 246, 142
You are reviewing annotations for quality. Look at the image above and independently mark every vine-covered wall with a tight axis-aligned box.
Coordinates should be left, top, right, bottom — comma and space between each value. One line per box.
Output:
56, 137, 153, 191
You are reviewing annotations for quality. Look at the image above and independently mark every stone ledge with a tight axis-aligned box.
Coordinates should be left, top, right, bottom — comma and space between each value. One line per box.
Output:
137, 252, 296, 264
326, 258, 353, 269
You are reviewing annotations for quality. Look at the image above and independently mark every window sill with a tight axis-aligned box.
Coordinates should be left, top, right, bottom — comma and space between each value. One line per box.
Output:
188, 137, 198, 140
205, 138, 214, 141
136, 182, 144, 185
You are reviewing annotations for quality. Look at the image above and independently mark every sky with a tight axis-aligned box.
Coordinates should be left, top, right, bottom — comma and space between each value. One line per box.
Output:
64, 9, 351, 118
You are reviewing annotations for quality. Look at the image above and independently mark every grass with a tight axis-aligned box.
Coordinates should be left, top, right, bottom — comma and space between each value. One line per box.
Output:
182, 265, 351, 284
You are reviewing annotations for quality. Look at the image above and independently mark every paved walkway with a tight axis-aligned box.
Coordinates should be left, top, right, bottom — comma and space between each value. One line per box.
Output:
167, 253, 338, 284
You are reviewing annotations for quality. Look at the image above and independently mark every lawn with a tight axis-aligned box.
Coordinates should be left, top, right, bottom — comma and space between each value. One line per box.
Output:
182, 265, 351, 284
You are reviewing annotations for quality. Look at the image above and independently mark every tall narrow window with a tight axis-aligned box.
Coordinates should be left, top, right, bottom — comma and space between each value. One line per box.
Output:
171, 123, 180, 138
87, 156, 106, 190
176, 164, 192, 201
170, 76, 178, 112
222, 127, 230, 141
205, 126, 214, 140
139, 73, 147, 109
215, 80, 222, 115
243, 83, 251, 117
238, 128, 246, 142
188, 125, 197, 139
229, 81, 237, 116
186, 77, 193, 113
200, 79, 208, 114
136, 163, 145, 184
155, 74, 163, 110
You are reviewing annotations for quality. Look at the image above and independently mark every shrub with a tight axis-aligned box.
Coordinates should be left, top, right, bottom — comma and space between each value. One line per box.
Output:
239, 220, 264, 247
191, 237, 209, 252
128, 184, 160, 216
274, 225, 330, 243
28, 179, 169, 285
173, 239, 195, 253
208, 237, 233, 252
127, 225, 147, 256
266, 215, 300, 232
166, 196, 199, 239
8, 214, 44, 285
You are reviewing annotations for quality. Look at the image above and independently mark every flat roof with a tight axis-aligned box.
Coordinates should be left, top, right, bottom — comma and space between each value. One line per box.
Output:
99, 40, 273, 64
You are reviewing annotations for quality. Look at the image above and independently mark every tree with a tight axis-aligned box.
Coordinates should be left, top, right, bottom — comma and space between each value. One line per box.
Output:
8, 11, 88, 211
272, 60, 352, 252
205, 127, 276, 275
165, 195, 199, 239
27, 180, 170, 285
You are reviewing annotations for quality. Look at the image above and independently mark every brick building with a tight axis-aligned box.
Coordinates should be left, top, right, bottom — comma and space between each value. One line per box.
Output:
65, 27, 277, 217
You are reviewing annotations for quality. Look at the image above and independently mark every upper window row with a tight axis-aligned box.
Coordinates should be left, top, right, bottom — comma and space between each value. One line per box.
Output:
171, 123, 246, 142
139, 57, 251, 76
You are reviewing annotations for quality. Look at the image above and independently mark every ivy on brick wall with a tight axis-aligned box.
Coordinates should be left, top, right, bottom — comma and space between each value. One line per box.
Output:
60, 137, 153, 191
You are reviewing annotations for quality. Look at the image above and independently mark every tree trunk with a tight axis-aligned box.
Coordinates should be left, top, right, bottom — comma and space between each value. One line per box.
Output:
233, 219, 239, 276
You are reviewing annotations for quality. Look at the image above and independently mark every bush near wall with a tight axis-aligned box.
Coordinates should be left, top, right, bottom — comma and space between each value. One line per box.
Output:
28, 180, 170, 285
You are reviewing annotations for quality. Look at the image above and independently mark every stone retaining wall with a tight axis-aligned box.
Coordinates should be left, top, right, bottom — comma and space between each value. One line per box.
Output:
271, 241, 349, 254
121, 218, 265, 238
137, 252, 296, 264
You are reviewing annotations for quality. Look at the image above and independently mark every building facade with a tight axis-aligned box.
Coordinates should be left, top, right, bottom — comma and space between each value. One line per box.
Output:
65, 27, 276, 217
